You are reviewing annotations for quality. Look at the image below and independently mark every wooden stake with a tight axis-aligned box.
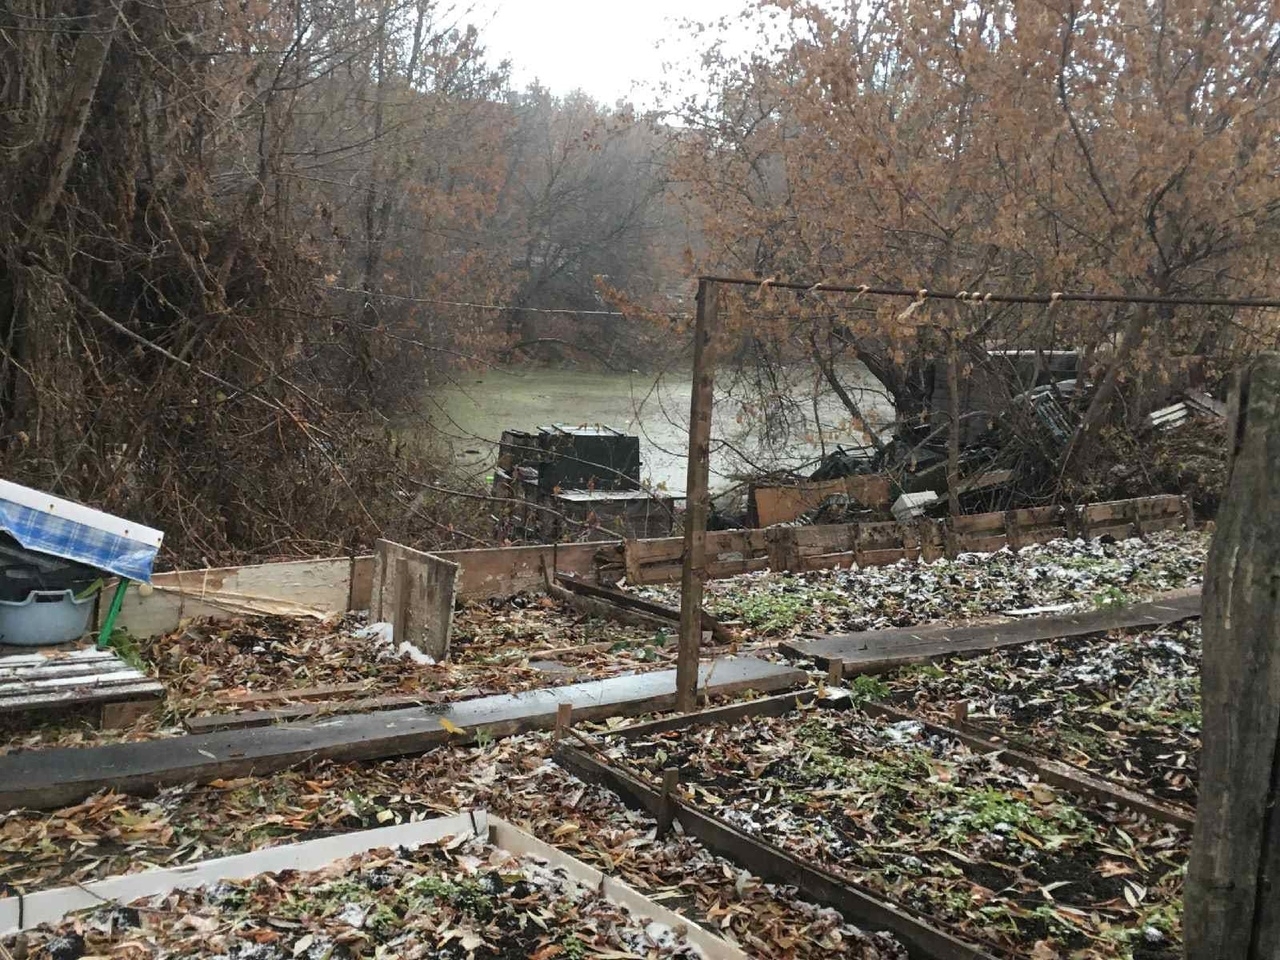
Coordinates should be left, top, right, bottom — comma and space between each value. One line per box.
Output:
554, 702, 573, 741
950, 700, 969, 726
1185, 354, 1280, 960
657, 767, 680, 838
827, 659, 845, 685
677, 280, 719, 713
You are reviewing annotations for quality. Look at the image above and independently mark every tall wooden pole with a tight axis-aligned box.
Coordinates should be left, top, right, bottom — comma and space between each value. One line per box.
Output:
676, 280, 718, 713
946, 328, 962, 516
1185, 352, 1280, 960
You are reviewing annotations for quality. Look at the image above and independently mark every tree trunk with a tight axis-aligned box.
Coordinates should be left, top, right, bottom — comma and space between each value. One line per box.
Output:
5, 3, 121, 431
1184, 352, 1280, 960
1063, 304, 1153, 467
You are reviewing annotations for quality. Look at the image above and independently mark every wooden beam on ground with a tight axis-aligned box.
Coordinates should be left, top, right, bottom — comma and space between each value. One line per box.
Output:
554, 742, 997, 960
1186, 354, 1280, 960
0, 656, 805, 811
555, 573, 731, 643
678, 279, 719, 712
182, 692, 451, 733
193, 682, 371, 709
782, 588, 1202, 672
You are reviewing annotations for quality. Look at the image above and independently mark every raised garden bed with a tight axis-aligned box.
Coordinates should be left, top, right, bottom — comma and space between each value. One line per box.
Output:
0, 732, 907, 960
882, 622, 1201, 806
7, 829, 726, 960
633, 531, 1208, 640
609, 703, 1189, 960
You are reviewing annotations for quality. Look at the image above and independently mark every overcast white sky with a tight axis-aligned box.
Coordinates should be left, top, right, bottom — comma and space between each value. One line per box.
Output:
465, 0, 753, 107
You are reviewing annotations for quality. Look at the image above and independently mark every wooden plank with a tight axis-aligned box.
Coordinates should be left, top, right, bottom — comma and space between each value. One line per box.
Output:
435, 541, 606, 598
349, 555, 374, 610
678, 280, 719, 713
0, 656, 806, 811
555, 574, 731, 643
554, 743, 997, 960
107, 558, 356, 640
751, 476, 893, 527
1186, 356, 1280, 960
195, 682, 370, 709
184, 693, 449, 733
0, 659, 130, 682
783, 589, 1203, 670
0, 669, 145, 694
372, 540, 459, 662
0, 680, 163, 715
0, 648, 117, 671
752, 478, 850, 527
488, 818, 751, 960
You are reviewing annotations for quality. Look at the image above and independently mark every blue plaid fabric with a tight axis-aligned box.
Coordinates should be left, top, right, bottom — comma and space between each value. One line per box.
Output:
0, 500, 158, 582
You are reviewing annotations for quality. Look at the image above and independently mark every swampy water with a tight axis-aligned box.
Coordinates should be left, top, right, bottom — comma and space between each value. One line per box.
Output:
428, 364, 894, 495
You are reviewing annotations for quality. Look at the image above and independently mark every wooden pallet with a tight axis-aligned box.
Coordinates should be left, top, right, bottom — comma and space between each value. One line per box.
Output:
0, 647, 163, 729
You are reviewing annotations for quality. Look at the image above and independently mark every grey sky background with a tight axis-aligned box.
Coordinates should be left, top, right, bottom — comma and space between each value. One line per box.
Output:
466, 0, 755, 106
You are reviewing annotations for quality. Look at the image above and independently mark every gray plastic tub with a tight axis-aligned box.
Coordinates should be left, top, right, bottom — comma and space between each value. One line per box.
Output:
0, 589, 95, 646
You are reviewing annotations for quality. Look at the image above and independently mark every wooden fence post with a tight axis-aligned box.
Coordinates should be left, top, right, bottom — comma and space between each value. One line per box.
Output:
677, 280, 719, 713
1185, 354, 1280, 960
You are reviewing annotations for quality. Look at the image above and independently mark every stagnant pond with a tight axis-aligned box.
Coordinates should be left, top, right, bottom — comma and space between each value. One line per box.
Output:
426, 363, 894, 495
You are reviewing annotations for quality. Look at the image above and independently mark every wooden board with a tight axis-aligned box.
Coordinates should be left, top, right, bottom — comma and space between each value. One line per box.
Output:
0, 648, 163, 727
371, 540, 459, 661
782, 589, 1202, 670
183, 692, 447, 733
107, 557, 356, 639
555, 573, 731, 643
624, 529, 770, 586
750, 475, 892, 527
0, 656, 806, 811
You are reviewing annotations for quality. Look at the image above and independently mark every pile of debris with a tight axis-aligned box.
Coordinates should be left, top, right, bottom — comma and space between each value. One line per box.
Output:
735, 349, 1228, 527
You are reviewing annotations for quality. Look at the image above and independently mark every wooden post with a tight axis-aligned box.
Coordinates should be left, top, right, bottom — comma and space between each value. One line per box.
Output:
657, 767, 680, 838
554, 702, 573, 741
827, 659, 845, 686
946, 329, 962, 516
677, 280, 719, 713
1185, 354, 1280, 960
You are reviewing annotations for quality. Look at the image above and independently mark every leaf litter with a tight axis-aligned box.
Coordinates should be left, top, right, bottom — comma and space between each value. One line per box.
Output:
610, 704, 1189, 960
881, 622, 1202, 805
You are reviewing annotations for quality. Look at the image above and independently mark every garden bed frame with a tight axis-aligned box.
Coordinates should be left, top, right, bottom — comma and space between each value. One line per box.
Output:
554, 680, 1199, 960
104, 493, 1192, 642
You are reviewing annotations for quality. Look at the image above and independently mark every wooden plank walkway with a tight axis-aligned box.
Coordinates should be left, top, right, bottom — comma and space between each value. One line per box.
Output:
782, 589, 1202, 672
0, 647, 163, 727
0, 655, 805, 811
